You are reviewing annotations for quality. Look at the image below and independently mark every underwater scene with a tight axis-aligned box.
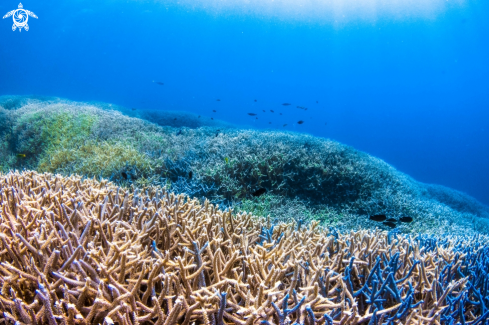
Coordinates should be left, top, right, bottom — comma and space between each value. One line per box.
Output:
1, 0, 489, 323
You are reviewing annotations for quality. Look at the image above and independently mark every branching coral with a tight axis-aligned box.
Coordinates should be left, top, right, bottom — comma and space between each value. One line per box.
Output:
2, 96, 489, 235
0, 171, 489, 324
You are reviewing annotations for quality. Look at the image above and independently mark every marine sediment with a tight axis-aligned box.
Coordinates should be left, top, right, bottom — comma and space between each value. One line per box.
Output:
1, 171, 488, 324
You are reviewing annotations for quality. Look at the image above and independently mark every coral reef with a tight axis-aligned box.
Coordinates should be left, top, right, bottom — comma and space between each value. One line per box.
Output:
1, 95, 489, 235
1, 171, 489, 324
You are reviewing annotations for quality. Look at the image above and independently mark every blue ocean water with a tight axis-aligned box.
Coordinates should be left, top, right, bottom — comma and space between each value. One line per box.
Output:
1, 0, 488, 205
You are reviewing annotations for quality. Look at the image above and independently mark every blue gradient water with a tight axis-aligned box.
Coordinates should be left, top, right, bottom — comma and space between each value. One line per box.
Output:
1, 0, 488, 205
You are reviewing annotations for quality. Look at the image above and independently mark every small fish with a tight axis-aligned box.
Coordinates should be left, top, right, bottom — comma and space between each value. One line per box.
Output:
176, 129, 182, 136
297, 120, 304, 124
252, 188, 267, 197
369, 214, 387, 222
225, 157, 229, 164
198, 115, 201, 118
211, 118, 214, 120
16, 153, 26, 158
282, 103, 291, 106
270, 110, 274, 113
121, 171, 128, 180
215, 129, 220, 137
153, 81, 164, 85
255, 117, 258, 119
174, 118, 177, 120
188, 171, 193, 180
254, 99, 257, 102
283, 124, 287, 127
383, 221, 397, 228
280, 113, 282, 115
131, 108, 137, 111
400, 216, 413, 223
386, 218, 397, 222
213, 110, 217, 112
269, 122, 271, 124
248, 113, 257, 116
216, 99, 221, 101
262, 110, 265, 112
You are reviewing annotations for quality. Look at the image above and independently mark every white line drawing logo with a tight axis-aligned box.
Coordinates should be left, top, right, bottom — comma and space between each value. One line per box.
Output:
3, 3, 37, 32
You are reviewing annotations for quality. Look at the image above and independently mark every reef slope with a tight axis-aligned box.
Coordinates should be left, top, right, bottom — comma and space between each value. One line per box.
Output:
1, 95, 488, 234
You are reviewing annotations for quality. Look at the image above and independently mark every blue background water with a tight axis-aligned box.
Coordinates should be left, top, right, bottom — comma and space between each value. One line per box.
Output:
1, 0, 488, 205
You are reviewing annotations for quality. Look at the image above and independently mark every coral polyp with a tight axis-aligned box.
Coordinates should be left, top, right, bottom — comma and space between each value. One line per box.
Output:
0, 171, 488, 324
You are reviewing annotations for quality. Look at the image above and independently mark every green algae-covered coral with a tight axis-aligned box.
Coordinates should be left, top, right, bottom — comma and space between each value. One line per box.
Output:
1, 171, 489, 324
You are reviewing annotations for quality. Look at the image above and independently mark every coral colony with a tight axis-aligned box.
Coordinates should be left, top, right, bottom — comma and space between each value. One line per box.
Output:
1, 171, 489, 324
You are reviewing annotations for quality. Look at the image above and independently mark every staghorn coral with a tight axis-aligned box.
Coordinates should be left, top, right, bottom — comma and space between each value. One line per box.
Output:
2, 96, 489, 235
1, 171, 489, 324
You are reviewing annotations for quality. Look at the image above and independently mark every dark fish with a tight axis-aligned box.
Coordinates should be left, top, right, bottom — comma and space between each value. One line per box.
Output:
176, 129, 182, 136
269, 122, 271, 124
386, 218, 397, 222
198, 115, 201, 118
282, 103, 291, 106
280, 113, 282, 115
316, 101, 318, 103
254, 99, 257, 102
383, 221, 397, 228
400, 216, 413, 223
174, 118, 177, 120
213, 110, 217, 112
262, 110, 265, 112
369, 214, 387, 222
270, 110, 274, 113
255, 117, 258, 119
153, 81, 164, 85
297, 120, 304, 124
216, 99, 221, 101
252, 188, 267, 197
248, 113, 257, 116
188, 171, 193, 180
121, 172, 128, 180
215, 130, 220, 137
131, 108, 137, 111
16, 153, 26, 158
283, 124, 287, 127
211, 118, 214, 120
305, 108, 308, 110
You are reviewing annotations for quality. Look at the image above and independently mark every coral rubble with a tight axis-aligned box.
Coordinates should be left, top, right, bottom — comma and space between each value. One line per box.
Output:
1, 171, 489, 324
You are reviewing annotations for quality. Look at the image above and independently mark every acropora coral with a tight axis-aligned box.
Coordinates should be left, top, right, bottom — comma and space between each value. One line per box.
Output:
1, 171, 489, 324
2, 96, 489, 235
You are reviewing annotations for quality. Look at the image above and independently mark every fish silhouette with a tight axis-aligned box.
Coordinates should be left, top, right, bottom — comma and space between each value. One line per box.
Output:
248, 113, 257, 116
369, 214, 387, 222
252, 188, 267, 197
282, 103, 291, 106
383, 221, 397, 228
400, 216, 413, 223
153, 81, 164, 85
